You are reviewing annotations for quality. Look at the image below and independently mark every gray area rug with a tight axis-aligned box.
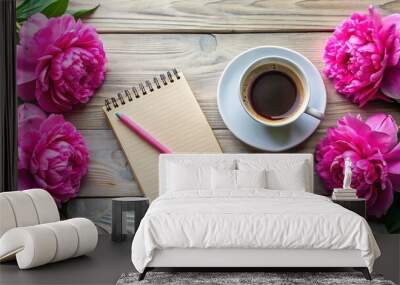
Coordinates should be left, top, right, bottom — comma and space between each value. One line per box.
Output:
116, 272, 395, 285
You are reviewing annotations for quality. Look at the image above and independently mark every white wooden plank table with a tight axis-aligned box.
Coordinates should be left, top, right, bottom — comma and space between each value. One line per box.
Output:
65, 0, 400, 197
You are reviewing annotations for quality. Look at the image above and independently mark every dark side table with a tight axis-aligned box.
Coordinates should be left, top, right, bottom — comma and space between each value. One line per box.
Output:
112, 197, 149, 241
332, 198, 366, 219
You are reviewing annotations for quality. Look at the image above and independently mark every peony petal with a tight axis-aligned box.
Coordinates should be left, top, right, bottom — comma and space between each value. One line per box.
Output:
366, 113, 398, 149
369, 5, 382, 27
16, 14, 49, 87
381, 65, 400, 100
18, 103, 47, 128
382, 14, 400, 63
361, 186, 377, 206
385, 144, 400, 188
358, 42, 377, 53
366, 132, 395, 153
18, 14, 48, 46
388, 37, 400, 67
36, 90, 66, 113
16, 46, 37, 85
366, 114, 397, 132
17, 170, 38, 190
386, 144, 400, 162
340, 114, 371, 137
356, 159, 369, 170
383, 14, 400, 33
17, 80, 36, 101
39, 114, 66, 133
368, 183, 394, 218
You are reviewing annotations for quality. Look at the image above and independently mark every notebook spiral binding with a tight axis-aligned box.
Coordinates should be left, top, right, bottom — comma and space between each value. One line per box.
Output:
105, 68, 181, 111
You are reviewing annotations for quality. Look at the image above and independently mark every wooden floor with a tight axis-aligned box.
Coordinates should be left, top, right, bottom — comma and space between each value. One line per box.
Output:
66, 0, 400, 198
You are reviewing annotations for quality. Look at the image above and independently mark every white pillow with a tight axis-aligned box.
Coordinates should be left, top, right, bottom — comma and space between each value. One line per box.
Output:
236, 169, 267, 189
166, 159, 236, 192
266, 164, 307, 191
212, 169, 236, 190
211, 169, 267, 190
167, 163, 211, 191
238, 159, 309, 191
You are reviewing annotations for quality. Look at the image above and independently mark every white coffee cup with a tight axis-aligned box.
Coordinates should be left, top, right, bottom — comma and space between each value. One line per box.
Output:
239, 56, 324, 127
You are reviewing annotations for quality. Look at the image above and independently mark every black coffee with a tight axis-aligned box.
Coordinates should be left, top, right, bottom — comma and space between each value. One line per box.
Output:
249, 70, 300, 120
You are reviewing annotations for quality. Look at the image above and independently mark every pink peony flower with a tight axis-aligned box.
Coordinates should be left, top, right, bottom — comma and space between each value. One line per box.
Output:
316, 113, 400, 217
18, 103, 89, 203
17, 14, 106, 113
324, 6, 400, 106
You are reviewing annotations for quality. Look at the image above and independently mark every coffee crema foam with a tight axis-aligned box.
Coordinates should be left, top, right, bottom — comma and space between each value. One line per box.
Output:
240, 63, 306, 125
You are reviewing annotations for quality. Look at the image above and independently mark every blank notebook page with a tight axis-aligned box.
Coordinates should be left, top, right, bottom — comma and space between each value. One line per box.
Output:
103, 71, 221, 201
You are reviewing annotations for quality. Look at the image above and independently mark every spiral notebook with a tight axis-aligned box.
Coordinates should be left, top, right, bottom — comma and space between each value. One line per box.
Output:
103, 69, 222, 201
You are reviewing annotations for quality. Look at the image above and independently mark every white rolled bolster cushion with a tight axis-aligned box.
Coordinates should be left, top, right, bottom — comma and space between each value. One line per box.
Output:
0, 189, 60, 237
0, 196, 17, 237
0, 189, 97, 269
0, 218, 98, 269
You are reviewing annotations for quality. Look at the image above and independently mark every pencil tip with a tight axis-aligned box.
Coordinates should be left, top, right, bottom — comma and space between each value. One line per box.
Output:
115, 112, 120, 118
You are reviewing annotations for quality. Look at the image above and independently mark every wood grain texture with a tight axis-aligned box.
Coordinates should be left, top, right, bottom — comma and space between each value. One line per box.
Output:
78, 130, 141, 197
72, 32, 399, 197
69, 0, 400, 33
66, 33, 400, 131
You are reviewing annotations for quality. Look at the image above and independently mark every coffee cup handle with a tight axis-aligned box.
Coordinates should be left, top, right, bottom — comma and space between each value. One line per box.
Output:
305, 106, 324, 120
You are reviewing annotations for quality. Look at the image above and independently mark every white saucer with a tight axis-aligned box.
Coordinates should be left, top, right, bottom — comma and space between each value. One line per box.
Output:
217, 46, 327, 152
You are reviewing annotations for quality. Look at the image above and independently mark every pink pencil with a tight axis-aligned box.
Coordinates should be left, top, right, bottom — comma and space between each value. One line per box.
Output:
115, 112, 172, 154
